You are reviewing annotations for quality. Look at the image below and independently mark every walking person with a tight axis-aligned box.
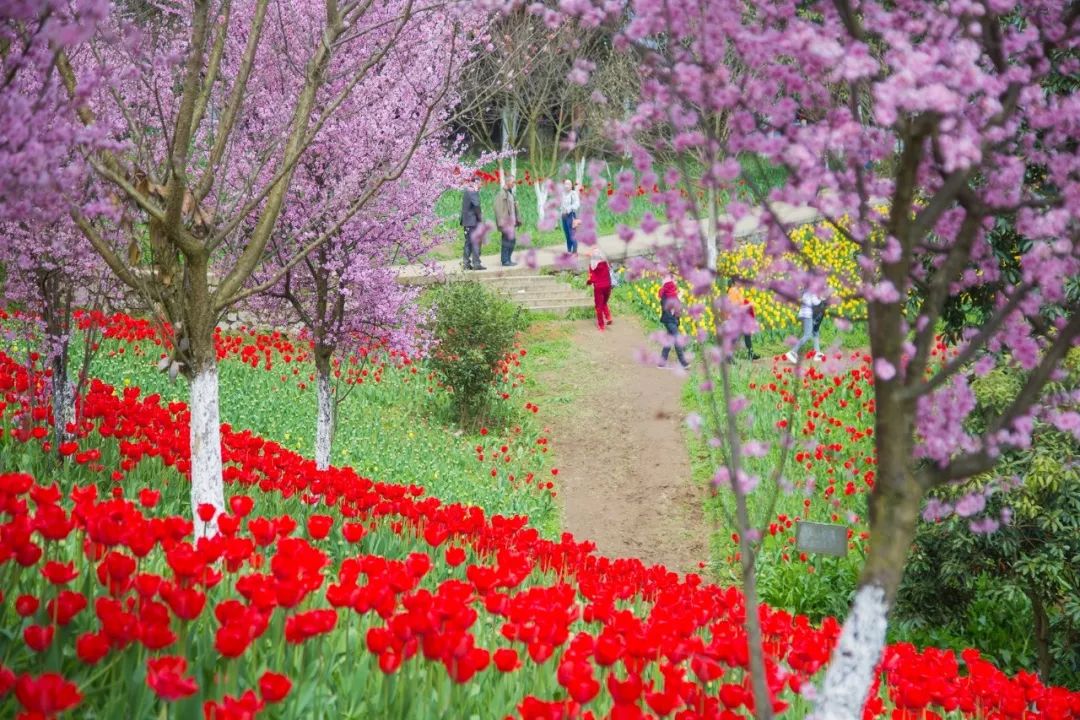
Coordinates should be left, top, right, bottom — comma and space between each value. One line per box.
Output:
494, 176, 521, 267
786, 288, 826, 362
726, 284, 761, 360
585, 247, 614, 331
460, 178, 485, 271
657, 270, 690, 369
560, 179, 580, 254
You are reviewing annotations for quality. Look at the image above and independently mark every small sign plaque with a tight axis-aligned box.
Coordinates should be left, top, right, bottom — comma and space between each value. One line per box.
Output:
796, 521, 848, 557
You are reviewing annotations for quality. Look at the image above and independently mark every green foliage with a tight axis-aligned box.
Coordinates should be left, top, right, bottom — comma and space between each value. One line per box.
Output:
426, 281, 527, 428
896, 349, 1080, 687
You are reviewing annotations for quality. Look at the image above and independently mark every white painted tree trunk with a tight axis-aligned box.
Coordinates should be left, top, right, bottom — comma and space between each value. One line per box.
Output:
189, 367, 226, 539
49, 337, 74, 447
706, 185, 719, 271
810, 585, 889, 719
535, 180, 550, 226
574, 156, 586, 185
502, 103, 519, 183
315, 369, 333, 471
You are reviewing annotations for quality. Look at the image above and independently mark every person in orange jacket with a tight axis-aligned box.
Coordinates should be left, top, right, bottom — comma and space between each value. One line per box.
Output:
726, 284, 761, 360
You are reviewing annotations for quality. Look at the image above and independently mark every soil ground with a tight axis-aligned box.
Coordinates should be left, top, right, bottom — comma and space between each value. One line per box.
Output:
525, 316, 709, 574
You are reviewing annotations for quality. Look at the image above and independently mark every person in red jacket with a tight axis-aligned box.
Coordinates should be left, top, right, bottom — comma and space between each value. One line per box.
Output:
586, 247, 614, 331
657, 270, 689, 368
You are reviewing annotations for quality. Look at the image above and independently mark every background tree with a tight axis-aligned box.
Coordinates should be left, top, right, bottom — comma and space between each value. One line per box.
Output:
548, 1, 1080, 717
456, 5, 624, 217
251, 126, 456, 469
0, 219, 114, 456
57, 0, 473, 536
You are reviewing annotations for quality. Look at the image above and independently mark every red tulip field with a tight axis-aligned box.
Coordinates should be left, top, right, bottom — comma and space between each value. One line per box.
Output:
1, 311, 1077, 720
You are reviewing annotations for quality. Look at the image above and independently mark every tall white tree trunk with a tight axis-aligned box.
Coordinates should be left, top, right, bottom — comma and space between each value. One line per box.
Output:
811, 585, 889, 719
574, 156, 586, 186
706, 185, 719, 271
535, 180, 550, 226
315, 368, 333, 471
501, 103, 519, 183
190, 366, 225, 539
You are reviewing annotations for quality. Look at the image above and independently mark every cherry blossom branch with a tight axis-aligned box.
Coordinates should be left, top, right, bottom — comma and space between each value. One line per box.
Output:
931, 309, 1080, 484
902, 281, 1037, 401
189, 0, 232, 134
192, 0, 268, 205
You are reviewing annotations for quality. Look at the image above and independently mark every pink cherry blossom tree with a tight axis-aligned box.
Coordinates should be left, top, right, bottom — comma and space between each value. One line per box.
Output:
0, 0, 110, 223
541, 0, 1080, 717
1, 1, 115, 454
52, 0, 475, 536
249, 115, 458, 470
0, 217, 115, 454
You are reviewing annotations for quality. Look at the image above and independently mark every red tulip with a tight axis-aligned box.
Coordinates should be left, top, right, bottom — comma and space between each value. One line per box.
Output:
14, 672, 82, 716
146, 656, 197, 701
24, 624, 55, 652
258, 672, 292, 703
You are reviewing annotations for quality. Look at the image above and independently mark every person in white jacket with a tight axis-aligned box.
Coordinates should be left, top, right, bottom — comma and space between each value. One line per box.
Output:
560, 179, 581, 254
786, 290, 826, 362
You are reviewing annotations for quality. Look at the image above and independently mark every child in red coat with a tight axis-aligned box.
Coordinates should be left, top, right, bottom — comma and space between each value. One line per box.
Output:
586, 248, 614, 331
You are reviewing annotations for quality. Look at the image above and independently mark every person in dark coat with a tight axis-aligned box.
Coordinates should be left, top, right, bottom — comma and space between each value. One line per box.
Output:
493, 176, 521, 267
460, 179, 485, 271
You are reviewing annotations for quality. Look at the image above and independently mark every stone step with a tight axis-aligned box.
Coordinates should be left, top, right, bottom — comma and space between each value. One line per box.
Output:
525, 299, 594, 312
480, 275, 567, 287
493, 288, 590, 303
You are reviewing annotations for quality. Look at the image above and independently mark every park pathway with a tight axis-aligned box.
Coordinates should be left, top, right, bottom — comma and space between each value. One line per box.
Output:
532, 317, 710, 574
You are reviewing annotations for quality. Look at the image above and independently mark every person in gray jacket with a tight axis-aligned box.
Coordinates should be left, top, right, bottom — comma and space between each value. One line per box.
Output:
460, 179, 485, 271
493, 177, 521, 266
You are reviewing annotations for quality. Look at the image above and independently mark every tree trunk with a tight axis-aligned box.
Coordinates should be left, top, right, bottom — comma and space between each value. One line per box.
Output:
574, 156, 586, 186
314, 345, 334, 471
706, 184, 719, 270
813, 395, 922, 718
49, 342, 74, 449
1029, 590, 1054, 681
186, 253, 225, 539
189, 363, 225, 538
40, 271, 75, 452
535, 180, 550, 225
736, 499, 775, 719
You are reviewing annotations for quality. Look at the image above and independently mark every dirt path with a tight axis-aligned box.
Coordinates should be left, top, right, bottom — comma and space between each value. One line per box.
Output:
530, 317, 709, 574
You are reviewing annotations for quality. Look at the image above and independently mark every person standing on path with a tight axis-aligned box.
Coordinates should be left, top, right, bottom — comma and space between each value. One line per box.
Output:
460, 178, 485, 271
585, 247, 614, 331
494, 176, 521, 267
786, 289, 826, 362
726, 284, 761, 360
560, 179, 581, 254
657, 271, 690, 369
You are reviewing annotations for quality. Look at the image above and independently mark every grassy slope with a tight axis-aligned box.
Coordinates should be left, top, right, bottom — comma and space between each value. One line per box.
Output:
80, 329, 561, 537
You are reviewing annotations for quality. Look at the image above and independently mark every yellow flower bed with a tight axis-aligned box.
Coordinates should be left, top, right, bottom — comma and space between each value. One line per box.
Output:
632, 219, 866, 336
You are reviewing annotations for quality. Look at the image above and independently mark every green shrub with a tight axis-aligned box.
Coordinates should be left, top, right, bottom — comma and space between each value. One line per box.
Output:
895, 348, 1080, 687
426, 281, 526, 428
